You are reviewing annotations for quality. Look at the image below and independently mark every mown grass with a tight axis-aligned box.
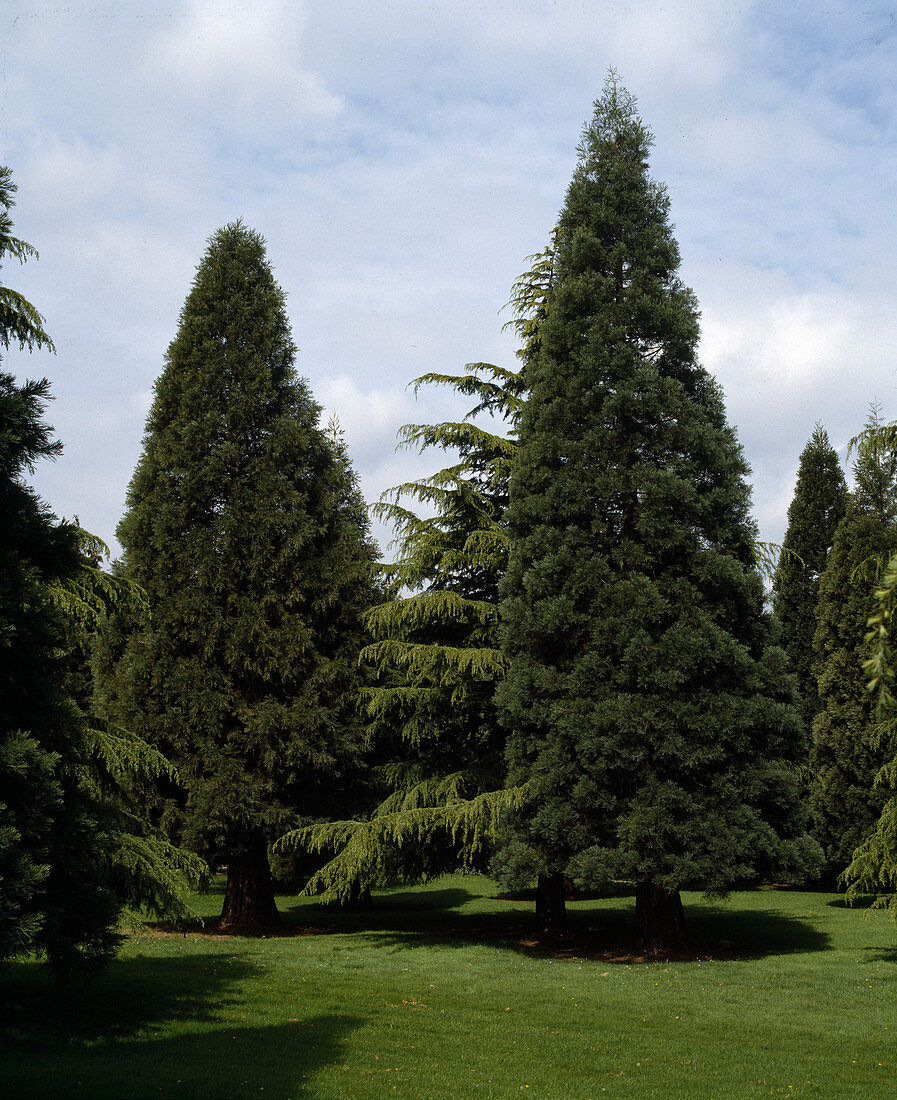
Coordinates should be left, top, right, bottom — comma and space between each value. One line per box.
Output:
2, 876, 897, 1098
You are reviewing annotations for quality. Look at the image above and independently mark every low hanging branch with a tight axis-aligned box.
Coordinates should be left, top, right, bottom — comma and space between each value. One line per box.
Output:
275, 782, 529, 904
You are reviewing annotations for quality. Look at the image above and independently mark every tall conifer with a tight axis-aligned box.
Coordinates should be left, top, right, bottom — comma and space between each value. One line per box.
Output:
103, 222, 376, 930
810, 405, 897, 879
498, 76, 815, 951
773, 425, 848, 727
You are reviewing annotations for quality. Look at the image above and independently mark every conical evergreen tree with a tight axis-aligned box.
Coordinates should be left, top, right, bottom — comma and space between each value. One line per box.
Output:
810, 405, 897, 880
497, 75, 816, 952
101, 222, 377, 930
773, 425, 848, 728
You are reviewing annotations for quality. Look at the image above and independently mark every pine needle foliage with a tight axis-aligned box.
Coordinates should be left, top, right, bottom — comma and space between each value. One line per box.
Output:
841, 559, 897, 911
280, 362, 520, 899
276, 781, 528, 903
497, 75, 817, 950
0, 173, 203, 978
773, 425, 848, 728
100, 222, 377, 928
52, 532, 208, 924
0, 181, 105, 977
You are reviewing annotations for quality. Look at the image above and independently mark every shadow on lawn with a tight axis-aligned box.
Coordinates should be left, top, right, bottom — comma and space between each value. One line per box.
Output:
2, 953, 362, 1098
276, 885, 479, 935
0, 1016, 361, 1100
277, 889, 831, 964
0, 951, 257, 1044
827, 894, 877, 910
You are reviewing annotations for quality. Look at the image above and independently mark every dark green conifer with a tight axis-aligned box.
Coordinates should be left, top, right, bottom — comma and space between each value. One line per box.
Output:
102, 222, 376, 930
773, 425, 848, 727
497, 76, 816, 951
1, 171, 203, 978
0, 372, 91, 971
810, 406, 897, 880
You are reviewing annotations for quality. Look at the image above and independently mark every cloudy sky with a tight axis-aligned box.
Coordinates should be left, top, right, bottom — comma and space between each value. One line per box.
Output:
3, 0, 896, 558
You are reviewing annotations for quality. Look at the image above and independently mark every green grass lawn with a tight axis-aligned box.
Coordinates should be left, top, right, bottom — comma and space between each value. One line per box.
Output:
2, 876, 896, 1099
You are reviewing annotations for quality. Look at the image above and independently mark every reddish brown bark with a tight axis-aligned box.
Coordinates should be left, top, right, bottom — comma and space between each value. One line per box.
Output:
635, 880, 687, 954
219, 832, 280, 933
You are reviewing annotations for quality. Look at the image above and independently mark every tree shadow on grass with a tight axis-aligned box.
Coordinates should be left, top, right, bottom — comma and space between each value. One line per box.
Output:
275, 885, 478, 937
170, 879, 832, 964
681, 904, 830, 960
333, 897, 831, 964
862, 945, 897, 965
1, 952, 257, 1045
0, 1016, 362, 1100
827, 894, 877, 909
1, 953, 362, 1099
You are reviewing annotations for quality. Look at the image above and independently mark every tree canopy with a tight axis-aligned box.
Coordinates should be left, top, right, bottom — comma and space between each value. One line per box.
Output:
98, 221, 378, 930
811, 405, 897, 881
0, 166, 54, 355
773, 424, 847, 730
275, 238, 560, 901
496, 75, 817, 951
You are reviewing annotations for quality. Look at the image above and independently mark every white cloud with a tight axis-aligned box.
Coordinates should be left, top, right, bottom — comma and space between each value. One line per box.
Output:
3, 0, 896, 561
145, 0, 344, 124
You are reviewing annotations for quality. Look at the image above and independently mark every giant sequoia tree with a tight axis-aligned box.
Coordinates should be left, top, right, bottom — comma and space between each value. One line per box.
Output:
103, 222, 376, 930
497, 76, 816, 952
773, 425, 847, 729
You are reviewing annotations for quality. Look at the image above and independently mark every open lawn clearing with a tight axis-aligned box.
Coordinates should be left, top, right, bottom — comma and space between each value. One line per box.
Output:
2, 875, 896, 1099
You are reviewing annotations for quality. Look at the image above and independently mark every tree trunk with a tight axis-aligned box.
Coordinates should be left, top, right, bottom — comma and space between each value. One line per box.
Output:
535, 872, 568, 937
635, 880, 687, 954
219, 832, 280, 933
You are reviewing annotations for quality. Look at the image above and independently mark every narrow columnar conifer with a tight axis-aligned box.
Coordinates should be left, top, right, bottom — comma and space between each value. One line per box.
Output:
497, 75, 817, 951
773, 425, 848, 728
810, 406, 897, 881
102, 222, 377, 930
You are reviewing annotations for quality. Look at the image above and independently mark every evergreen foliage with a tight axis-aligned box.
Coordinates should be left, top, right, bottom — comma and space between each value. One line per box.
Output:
842, 549, 897, 911
278, 359, 524, 900
0, 172, 203, 978
496, 75, 816, 951
0, 167, 54, 354
0, 375, 204, 979
100, 222, 377, 929
811, 405, 897, 880
773, 425, 848, 727
276, 240, 559, 902
0, 374, 80, 969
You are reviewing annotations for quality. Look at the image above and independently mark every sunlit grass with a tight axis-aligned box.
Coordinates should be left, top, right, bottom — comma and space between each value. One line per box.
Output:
2, 876, 896, 1098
